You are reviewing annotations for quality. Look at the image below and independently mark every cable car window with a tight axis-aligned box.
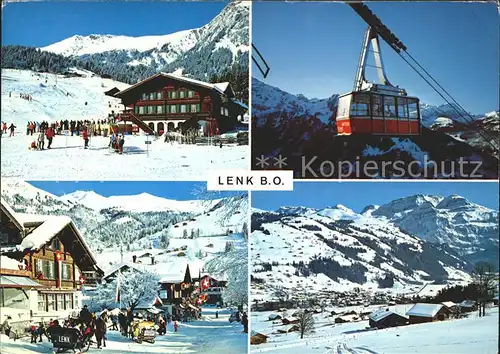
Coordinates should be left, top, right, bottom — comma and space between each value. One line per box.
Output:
408, 99, 419, 120
350, 94, 370, 116
337, 96, 351, 118
372, 95, 382, 117
397, 98, 409, 119
384, 96, 396, 118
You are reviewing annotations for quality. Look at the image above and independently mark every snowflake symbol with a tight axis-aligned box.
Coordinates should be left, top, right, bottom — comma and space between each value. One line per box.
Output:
273, 155, 288, 169
256, 155, 270, 169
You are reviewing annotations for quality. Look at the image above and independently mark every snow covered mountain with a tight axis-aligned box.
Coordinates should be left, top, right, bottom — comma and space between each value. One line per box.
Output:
1, 178, 248, 256
252, 79, 499, 178
372, 194, 499, 263
39, 1, 249, 79
41, 31, 198, 63
251, 205, 471, 296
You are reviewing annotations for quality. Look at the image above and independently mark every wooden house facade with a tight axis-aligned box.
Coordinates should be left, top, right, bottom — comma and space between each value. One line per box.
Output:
407, 303, 450, 324
158, 264, 194, 314
368, 309, 408, 329
111, 72, 247, 136
0, 199, 103, 318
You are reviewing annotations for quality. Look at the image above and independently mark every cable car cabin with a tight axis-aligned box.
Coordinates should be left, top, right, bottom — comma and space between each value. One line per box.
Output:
336, 91, 421, 136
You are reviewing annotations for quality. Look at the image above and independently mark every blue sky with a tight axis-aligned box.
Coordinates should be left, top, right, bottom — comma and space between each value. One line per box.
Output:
28, 181, 240, 201
2, 1, 227, 47
252, 182, 499, 212
253, 2, 499, 113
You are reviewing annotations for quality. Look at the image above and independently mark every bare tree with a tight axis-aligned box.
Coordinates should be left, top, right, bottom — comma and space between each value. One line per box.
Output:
296, 310, 315, 339
471, 261, 497, 317
269, 285, 290, 306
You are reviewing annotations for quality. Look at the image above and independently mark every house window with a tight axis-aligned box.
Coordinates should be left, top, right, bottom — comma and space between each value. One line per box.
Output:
134, 106, 139, 114
188, 90, 194, 98
38, 294, 46, 311
190, 104, 198, 113
149, 93, 155, 100
174, 290, 180, 298
157, 92, 163, 100
148, 106, 154, 114
171, 91, 177, 99
157, 105, 164, 114
47, 294, 55, 312
371, 95, 383, 117
179, 91, 185, 99
180, 105, 187, 113
139, 106, 145, 114
408, 99, 419, 120
51, 239, 61, 251
57, 294, 64, 310
38, 259, 55, 279
170, 105, 177, 114
65, 294, 73, 309
220, 107, 224, 115
141, 93, 148, 100
224, 108, 229, 116
62, 263, 71, 280
159, 290, 168, 299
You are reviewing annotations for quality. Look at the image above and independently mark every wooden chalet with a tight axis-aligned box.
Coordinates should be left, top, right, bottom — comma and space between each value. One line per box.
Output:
197, 274, 227, 305
0, 198, 103, 317
406, 303, 450, 324
158, 264, 194, 314
110, 72, 247, 136
368, 309, 408, 329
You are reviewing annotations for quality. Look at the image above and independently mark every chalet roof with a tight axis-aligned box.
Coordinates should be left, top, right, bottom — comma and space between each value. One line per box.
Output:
14, 212, 100, 273
114, 72, 231, 97
441, 301, 457, 309
104, 87, 120, 97
407, 303, 444, 318
369, 309, 407, 322
459, 300, 476, 308
136, 296, 163, 310
0, 198, 24, 232
102, 262, 145, 280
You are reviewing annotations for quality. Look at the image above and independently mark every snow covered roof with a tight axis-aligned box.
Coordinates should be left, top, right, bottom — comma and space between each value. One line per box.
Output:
368, 309, 407, 322
14, 212, 100, 272
0, 255, 24, 271
231, 98, 248, 110
0, 198, 24, 232
441, 301, 457, 309
407, 303, 444, 318
114, 72, 231, 97
102, 262, 145, 280
136, 296, 163, 309
459, 300, 476, 307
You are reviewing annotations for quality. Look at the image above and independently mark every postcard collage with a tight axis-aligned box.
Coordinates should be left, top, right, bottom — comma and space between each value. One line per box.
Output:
0, 1, 498, 353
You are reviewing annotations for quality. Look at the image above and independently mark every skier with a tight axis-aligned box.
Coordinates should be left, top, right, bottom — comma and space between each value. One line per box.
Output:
26, 122, 30, 135
2, 122, 7, 134
29, 122, 35, 135
45, 127, 55, 149
9, 123, 16, 137
82, 127, 89, 149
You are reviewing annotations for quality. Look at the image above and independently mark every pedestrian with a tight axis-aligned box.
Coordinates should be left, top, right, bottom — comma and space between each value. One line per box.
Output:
2, 316, 12, 337
8, 123, 16, 137
118, 134, 125, 154
215, 311, 219, 319
29, 122, 35, 135
173, 320, 179, 332
82, 127, 89, 149
45, 127, 55, 149
79, 305, 92, 325
242, 312, 248, 333
37, 130, 45, 150
2, 122, 7, 134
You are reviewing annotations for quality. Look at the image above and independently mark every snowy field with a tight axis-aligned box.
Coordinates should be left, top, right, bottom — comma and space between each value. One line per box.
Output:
250, 307, 499, 354
1, 69, 248, 180
0, 308, 247, 354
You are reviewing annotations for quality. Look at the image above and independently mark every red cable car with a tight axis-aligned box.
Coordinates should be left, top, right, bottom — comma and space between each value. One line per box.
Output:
336, 26, 421, 136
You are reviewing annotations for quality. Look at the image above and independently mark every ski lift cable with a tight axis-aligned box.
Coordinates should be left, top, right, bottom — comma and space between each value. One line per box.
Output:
396, 51, 498, 152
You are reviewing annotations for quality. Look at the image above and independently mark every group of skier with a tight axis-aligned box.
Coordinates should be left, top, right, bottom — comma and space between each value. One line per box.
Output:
1, 122, 16, 137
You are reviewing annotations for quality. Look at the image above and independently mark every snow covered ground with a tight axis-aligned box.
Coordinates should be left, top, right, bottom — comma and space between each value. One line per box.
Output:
1, 69, 247, 180
0, 130, 247, 180
250, 307, 499, 354
0, 308, 247, 353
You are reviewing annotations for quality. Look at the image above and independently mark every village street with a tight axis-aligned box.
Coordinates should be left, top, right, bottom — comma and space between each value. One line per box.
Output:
0, 309, 247, 354
0, 133, 247, 180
